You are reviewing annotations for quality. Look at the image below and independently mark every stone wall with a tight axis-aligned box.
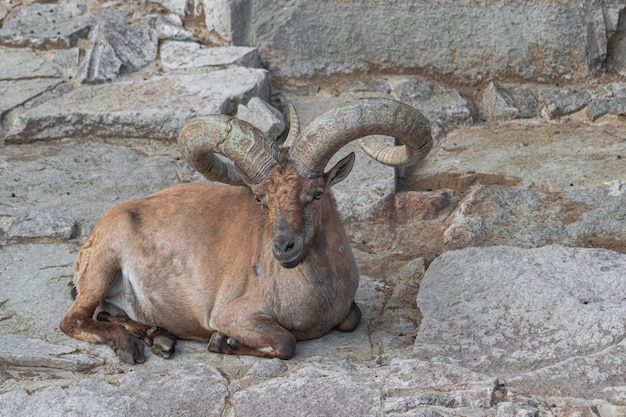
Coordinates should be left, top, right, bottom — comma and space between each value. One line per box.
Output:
175, 0, 626, 82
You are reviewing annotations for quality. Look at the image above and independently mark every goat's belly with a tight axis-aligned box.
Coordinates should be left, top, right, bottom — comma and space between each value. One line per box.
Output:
105, 271, 213, 341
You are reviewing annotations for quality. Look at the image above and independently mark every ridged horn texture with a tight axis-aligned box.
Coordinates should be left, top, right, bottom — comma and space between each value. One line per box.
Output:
281, 104, 300, 150
288, 98, 432, 178
178, 115, 278, 186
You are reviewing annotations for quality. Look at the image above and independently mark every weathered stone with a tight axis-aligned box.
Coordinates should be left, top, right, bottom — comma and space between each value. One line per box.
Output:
160, 40, 261, 72
442, 184, 626, 253
414, 245, 626, 380
384, 357, 496, 412
0, 4, 131, 49
237, 97, 285, 141
0, 142, 181, 243
232, 365, 380, 416
339, 79, 391, 94
405, 122, 626, 193
6, 67, 270, 143
396, 80, 472, 129
495, 402, 542, 417
0, 49, 61, 80
506, 339, 626, 404
0, 3, 91, 48
52, 48, 80, 68
142, 14, 194, 41
480, 82, 538, 121
0, 79, 61, 118
0, 334, 103, 371
538, 87, 591, 119
587, 97, 626, 120
245, 358, 287, 378
152, 0, 188, 16
224, 1, 624, 82
0, 364, 228, 417
607, 4, 626, 75
76, 21, 158, 84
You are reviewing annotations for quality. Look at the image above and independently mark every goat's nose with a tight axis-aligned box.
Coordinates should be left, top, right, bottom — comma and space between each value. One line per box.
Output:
274, 235, 295, 254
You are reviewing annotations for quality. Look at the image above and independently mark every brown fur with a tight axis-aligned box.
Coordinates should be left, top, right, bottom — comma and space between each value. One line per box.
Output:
60, 155, 360, 363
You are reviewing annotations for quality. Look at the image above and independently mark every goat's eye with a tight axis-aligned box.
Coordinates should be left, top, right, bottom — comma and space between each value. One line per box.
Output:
313, 191, 323, 200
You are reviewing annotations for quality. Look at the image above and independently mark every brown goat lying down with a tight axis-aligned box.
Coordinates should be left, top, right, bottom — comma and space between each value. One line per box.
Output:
60, 98, 432, 363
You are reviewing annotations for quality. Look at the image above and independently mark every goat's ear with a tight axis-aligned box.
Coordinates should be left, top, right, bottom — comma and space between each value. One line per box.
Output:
325, 152, 355, 188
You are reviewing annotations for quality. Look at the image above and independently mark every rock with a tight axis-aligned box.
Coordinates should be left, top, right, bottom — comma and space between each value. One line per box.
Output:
0, 79, 61, 120
414, 245, 626, 382
339, 79, 391, 94
479, 82, 538, 121
237, 97, 285, 141
505, 339, 626, 404
538, 87, 591, 119
396, 80, 472, 130
231, 365, 380, 417
226, 1, 623, 82
142, 14, 194, 41
0, 334, 104, 371
6, 67, 270, 143
608, 6, 626, 75
0, 3, 91, 48
152, 0, 188, 16
76, 21, 159, 84
52, 48, 81, 68
0, 364, 228, 417
384, 357, 496, 413
160, 40, 261, 72
0, 49, 60, 80
0, 143, 181, 243
442, 184, 626, 253
587, 98, 626, 120
245, 358, 287, 378
0, 4, 131, 49
404, 122, 626, 193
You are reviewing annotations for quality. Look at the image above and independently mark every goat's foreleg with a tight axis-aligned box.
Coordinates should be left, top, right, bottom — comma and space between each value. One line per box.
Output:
209, 302, 296, 359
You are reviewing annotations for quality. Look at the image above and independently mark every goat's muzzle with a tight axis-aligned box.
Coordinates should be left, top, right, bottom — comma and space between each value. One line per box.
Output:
273, 233, 305, 268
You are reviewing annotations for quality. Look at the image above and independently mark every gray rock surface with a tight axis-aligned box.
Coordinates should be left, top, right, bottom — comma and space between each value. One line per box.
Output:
479, 82, 538, 121
236, 96, 285, 141
0, 3, 131, 49
0, 142, 180, 243
76, 20, 158, 84
160, 40, 261, 72
0, 364, 229, 417
415, 245, 626, 405
396, 79, 472, 130
6, 68, 270, 143
220, 0, 625, 82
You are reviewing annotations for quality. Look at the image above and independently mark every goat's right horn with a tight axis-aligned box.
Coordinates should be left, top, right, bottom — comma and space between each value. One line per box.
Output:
178, 115, 278, 186
288, 98, 432, 178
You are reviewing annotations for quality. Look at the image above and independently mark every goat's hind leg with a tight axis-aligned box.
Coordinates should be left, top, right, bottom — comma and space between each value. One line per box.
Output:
60, 240, 147, 364
96, 312, 176, 359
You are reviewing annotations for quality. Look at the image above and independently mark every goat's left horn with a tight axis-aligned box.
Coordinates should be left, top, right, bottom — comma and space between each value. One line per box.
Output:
288, 98, 432, 178
178, 115, 278, 185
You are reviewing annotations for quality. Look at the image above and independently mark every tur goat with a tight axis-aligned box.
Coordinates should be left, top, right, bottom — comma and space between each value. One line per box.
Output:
60, 98, 432, 363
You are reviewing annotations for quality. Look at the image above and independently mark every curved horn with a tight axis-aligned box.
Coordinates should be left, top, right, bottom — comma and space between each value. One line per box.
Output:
178, 115, 278, 185
281, 104, 300, 150
288, 98, 432, 178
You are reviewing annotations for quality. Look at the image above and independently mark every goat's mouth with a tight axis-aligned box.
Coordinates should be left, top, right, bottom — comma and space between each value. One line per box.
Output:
278, 254, 304, 269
